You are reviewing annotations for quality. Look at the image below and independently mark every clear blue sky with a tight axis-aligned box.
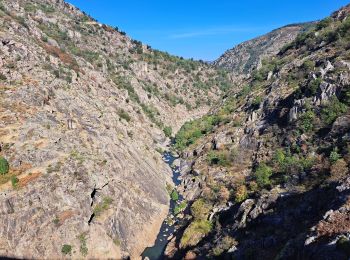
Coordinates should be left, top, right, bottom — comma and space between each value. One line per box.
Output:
66, 0, 349, 61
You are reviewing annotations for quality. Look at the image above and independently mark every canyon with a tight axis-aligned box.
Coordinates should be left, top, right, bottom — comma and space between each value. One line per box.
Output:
0, 0, 350, 260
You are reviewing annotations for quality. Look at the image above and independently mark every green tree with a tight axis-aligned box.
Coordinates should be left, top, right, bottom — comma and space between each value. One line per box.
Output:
254, 163, 273, 188
0, 157, 9, 175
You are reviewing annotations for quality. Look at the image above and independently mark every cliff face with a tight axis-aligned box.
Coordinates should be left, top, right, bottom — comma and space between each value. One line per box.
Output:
0, 0, 232, 258
168, 5, 350, 259
213, 23, 312, 76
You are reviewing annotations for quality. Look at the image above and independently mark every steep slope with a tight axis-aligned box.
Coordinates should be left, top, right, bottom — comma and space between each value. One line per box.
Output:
0, 0, 233, 259
167, 5, 350, 259
213, 23, 313, 76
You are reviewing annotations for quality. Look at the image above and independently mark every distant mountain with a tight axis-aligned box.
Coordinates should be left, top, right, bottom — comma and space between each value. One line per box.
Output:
214, 23, 314, 76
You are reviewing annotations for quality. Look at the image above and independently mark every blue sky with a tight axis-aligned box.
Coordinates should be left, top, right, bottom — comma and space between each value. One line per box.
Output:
66, 0, 349, 61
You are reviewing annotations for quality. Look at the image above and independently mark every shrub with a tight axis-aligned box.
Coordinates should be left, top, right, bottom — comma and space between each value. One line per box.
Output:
302, 60, 315, 72
207, 151, 230, 166
11, 176, 19, 188
330, 148, 341, 164
170, 190, 179, 201
78, 233, 88, 257
191, 198, 212, 220
306, 78, 321, 96
61, 244, 72, 255
175, 115, 222, 150
299, 110, 315, 133
316, 17, 332, 31
254, 163, 273, 188
180, 220, 212, 248
337, 237, 350, 257
235, 185, 248, 203
118, 109, 131, 122
163, 126, 172, 138
0, 157, 9, 175
212, 236, 237, 256
174, 201, 187, 215
321, 97, 348, 125
330, 159, 348, 181
93, 197, 113, 217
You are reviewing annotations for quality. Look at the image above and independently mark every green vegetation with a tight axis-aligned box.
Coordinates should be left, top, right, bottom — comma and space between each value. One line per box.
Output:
321, 97, 348, 125
163, 126, 172, 138
113, 76, 140, 104
11, 176, 19, 188
337, 237, 350, 257
175, 115, 222, 150
273, 149, 314, 175
78, 233, 88, 257
235, 185, 248, 203
141, 104, 163, 128
174, 201, 187, 215
61, 244, 72, 255
329, 148, 341, 164
299, 109, 316, 133
207, 151, 230, 166
118, 109, 131, 122
0, 157, 9, 175
180, 220, 212, 247
254, 163, 273, 188
170, 190, 179, 201
191, 198, 212, 220
306, 78, 321, 96
93, 197, 113, 217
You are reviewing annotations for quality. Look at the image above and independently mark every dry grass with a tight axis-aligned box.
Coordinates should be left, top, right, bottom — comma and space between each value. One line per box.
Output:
18, 171, 41, 188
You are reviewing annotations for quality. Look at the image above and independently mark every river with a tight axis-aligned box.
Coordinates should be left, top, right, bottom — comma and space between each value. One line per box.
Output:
141, 151, 184, 260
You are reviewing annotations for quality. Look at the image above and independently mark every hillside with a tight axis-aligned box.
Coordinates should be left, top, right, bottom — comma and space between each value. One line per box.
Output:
167, 4, 350, 259
213, 23, 313, 76
0, 0, 233, 258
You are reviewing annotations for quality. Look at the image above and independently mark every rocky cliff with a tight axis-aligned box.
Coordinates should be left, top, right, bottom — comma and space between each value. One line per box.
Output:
0, 0, 233, 258
167, 4, 350, 259
213, 23, 313, 76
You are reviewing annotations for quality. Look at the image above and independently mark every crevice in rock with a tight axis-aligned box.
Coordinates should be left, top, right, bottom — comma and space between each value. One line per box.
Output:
88, 212, 95, 225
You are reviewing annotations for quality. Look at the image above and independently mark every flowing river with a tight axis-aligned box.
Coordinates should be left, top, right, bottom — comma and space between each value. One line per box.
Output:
141, 151, 184, 260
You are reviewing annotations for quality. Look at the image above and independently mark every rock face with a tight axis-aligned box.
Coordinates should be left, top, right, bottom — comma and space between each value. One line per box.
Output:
167, 4, 350, 259
0, 0, 233, 258
213, 23, 312, 76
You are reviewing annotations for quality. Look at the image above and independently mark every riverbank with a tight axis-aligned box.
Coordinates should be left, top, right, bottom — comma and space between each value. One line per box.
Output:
141, 152, 186, 260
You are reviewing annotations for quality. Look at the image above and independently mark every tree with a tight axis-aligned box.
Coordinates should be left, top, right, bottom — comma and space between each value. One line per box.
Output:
0, 157, 9, 175
254, 163, 273, 188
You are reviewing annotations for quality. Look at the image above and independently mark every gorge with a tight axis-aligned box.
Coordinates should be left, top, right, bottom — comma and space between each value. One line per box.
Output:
0, 0, 350, 260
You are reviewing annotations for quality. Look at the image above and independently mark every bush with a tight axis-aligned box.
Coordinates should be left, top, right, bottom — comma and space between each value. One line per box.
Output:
207, 151, 230, 166
93, 197, 113, 217
174, 201, 187, 215
299, 110, 316, 133
306, 78, 321, 96
330, 148, 341, 164
61, 244, 72, 255
163, 126, 172, 138
175, 115, 222, 150
337, 237, 350, 257
180, 220, 212, 248
321, 97, 348, 125
118, 109, 131, 122
170, 190, 179, 201
316, 17, 332, 31
191, 198, 212, 220
330, 159, 348, 181
11, 176, 19, 188
235, 185, 248, 203
0, 157, 9, 175
254, 163, 273, 188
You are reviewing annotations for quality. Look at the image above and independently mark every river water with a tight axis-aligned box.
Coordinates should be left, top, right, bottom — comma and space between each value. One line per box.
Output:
141, 152, 183, 260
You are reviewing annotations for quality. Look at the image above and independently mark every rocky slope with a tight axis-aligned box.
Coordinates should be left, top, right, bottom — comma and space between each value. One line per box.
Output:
0, 0, 233, 259
167, 4, 350, 259
213, 23, 313, 76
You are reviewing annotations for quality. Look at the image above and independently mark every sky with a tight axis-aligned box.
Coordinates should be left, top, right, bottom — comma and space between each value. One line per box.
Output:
66, 0, 350, 61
